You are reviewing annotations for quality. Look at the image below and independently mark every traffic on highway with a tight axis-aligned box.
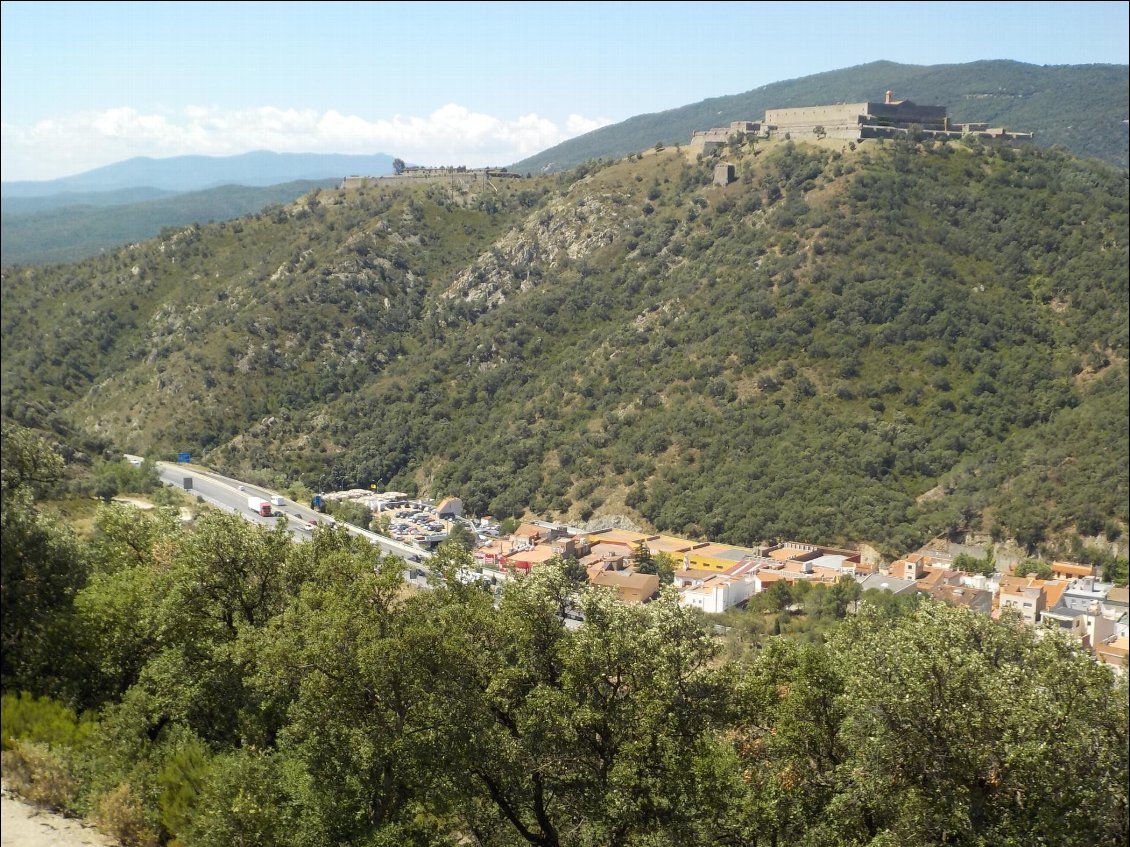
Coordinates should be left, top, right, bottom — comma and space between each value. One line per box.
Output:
153, 461, 433, 568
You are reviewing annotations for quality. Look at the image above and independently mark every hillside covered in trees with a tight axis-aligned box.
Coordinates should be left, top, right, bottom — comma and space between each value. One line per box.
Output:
1, 426, 1127, 847
2, 132, 1127, 556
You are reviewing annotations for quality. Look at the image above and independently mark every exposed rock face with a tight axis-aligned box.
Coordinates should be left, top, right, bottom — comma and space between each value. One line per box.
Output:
443, 191, 634, 311
580, 513, 647, 533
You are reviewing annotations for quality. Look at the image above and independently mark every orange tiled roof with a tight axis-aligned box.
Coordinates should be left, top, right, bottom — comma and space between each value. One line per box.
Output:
1042, 579, 1069, 610
508, 545, 556, 565
1052, 561, 1096, 578
918, 569, 945, 588
645, 535, 703, 554
1095, 636, 1129, 667
998, 575, 1070, 610
592, 569, 660, 601
588, 529, 650, 545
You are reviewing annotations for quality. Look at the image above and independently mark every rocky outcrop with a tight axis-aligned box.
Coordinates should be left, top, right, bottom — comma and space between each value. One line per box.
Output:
442, 191, 634, 311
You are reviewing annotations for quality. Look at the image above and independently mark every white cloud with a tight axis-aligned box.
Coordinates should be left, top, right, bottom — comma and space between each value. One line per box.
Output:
1, 103, 615, 181
566, 114, 612, 135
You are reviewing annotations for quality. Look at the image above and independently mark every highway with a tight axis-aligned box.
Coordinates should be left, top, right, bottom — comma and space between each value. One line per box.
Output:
152, 460, 433, 565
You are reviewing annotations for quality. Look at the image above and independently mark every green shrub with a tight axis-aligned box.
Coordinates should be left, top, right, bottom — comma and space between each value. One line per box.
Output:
94, 782, 161, 847
157, 736, 212, 839
183, 749, 296, 847
1, 740, 77, 810
1, 691, 94, 751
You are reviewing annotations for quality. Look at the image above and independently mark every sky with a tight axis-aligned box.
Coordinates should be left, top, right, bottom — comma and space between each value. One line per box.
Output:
2, 1, 1127, 181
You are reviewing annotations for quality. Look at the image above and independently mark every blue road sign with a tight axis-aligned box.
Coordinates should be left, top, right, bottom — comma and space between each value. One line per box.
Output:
176, 452, 191, 463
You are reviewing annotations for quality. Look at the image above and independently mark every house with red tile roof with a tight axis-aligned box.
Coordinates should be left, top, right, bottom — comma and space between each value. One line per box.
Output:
1051, 561, 1097, 580
591, 569, 660, 604
998, 575, 1070, 624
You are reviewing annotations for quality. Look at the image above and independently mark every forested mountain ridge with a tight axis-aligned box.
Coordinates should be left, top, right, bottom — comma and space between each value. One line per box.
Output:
2, 134, 1127, 555
1, 150, 398, 196
0, 179, 338, 266
512, 60, 1130, 173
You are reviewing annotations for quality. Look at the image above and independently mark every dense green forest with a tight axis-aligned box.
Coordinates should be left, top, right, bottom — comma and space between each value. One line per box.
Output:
2, 424, 1126, 847
3, 134, 1128, 557
513, 60, 1130, 173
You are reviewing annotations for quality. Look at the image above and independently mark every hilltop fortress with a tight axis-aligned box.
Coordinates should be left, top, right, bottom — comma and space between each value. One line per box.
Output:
689, 91, 1033, 154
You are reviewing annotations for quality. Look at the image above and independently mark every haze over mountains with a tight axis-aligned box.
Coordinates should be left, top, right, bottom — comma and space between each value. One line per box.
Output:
0, 180, 338, 266
1, 150, 398, 196
1, 152, 397, 266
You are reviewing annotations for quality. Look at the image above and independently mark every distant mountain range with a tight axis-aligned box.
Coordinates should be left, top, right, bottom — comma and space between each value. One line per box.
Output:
1, 180, 337, 266
1, 186, 180, 215
4, 59, 1127, 266
2, 151, 397, 197
1, 151, 397, 265
512, 60, 1129, 173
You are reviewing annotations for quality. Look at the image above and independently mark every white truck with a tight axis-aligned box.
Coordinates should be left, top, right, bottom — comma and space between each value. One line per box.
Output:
270, 495, 285, 507
247, 496, 273, 517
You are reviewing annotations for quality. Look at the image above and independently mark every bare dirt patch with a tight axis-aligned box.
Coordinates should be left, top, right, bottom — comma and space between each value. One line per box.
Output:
1, 784, 116, 847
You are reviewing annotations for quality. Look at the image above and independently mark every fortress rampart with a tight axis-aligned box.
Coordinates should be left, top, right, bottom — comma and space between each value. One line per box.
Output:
341, 167, 522, 190
689, 91, 1033, 150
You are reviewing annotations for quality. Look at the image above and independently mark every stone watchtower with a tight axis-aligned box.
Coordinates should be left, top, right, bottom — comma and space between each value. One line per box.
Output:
713, 163, 735, 186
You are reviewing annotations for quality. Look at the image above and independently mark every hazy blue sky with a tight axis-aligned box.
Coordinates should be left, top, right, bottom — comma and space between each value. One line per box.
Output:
2, 1, 1127, 180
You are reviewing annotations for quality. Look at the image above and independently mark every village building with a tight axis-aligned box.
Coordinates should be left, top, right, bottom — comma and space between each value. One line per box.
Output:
506, 546, 557, 572
857, 573, 918, 596
917, 567, 965, 590
1050, 560, 1097, 580
436, 496, 463, 518
678, 572, 759, 614
551, 535, 587, 559
580, 541, 633, 571
644, 534, 707, 557
998, 575, 1070, 625
683, 543, 761, 572
921, 584, 994, 616
586, 528, 651, 547
510, 522, 551, 548
591, 569, 660, 604
1095, 636, 1130, 669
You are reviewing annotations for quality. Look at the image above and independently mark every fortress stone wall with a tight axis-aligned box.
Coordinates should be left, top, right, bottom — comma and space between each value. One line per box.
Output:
690, 92, 1032, 149
341, 167, 522, 190
689, 121, 766, 154
764, 95, 950, 139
